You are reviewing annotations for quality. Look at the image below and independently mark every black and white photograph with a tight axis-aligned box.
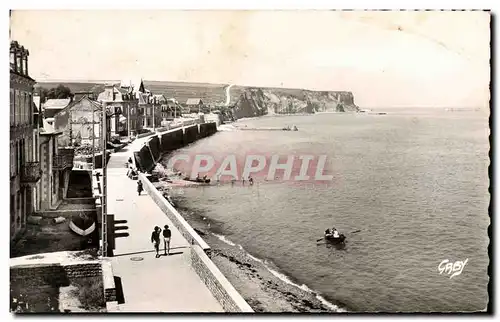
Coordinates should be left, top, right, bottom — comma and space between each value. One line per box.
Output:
7, 4, 491, 314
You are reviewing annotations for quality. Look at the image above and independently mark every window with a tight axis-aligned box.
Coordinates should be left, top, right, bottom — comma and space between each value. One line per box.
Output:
16, 55, 22, 74
28, 93, 32, 125
23, 57, 27, 75
10, 52, 15, 70
15, 90, 19, 125
52, 172, 57, 195
10, 142, 14, 177
10, 89, 14, 125
21, 92, 24, 124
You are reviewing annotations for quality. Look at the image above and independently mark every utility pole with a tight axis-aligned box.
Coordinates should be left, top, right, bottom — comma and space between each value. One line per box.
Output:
153, 99, 156, 132
127, 103, 131, 140
92, 102, 95, 171
101, 101, 108, 257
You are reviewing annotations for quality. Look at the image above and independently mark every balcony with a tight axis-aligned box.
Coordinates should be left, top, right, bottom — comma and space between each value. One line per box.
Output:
53, 149, 75, 170
53, 154, 74, 170
21, 162, 42, 184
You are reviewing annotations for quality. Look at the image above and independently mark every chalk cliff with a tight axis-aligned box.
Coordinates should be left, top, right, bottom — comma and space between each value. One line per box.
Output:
229, 87, 358, 119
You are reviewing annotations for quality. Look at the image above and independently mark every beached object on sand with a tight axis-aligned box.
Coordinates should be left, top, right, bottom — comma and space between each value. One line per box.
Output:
183, 177, 211, 184
69, 214, 96, 236
53, 216, 66, 224
27, 216, 43, 225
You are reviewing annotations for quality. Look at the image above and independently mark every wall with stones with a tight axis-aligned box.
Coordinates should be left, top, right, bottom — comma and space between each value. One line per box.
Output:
191, 245, 254, 313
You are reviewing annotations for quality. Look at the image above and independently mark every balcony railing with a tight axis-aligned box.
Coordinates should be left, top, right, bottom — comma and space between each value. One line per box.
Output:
53, 153, 74, 170
21, 162, 42, 183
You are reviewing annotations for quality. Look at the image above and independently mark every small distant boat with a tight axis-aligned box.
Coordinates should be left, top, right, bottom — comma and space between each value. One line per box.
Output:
325, 234, 346, 244
69, 214, 96, 236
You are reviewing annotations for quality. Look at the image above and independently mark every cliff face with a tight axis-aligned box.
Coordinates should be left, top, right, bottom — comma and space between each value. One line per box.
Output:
231, 88, 358, 119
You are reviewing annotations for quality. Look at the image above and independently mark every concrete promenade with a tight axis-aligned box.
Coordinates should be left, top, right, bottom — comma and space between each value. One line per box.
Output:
106, 136, 224, 312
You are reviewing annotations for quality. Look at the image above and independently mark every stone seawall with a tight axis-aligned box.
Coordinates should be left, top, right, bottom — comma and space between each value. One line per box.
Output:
137, 172, 254, 313
131, 123, 254, 312
191, 245, 254, 312
133, 122, 218, 173
138, 172, 211, 252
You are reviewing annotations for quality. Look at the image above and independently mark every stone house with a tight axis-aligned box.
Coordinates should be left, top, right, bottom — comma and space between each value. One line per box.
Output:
10, 40, 40, 240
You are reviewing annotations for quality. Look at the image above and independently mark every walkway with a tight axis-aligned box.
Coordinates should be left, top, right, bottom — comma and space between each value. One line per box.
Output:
106, 136, 223, 312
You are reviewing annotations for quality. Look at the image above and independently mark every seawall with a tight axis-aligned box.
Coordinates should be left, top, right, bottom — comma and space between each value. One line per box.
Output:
132, 122, 253, 312
133, 123, 217, 173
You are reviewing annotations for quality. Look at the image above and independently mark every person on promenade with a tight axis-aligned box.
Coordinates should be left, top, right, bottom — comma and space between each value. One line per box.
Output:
163, 225, 172, 256
137, 180, 143, 196
151, 226, 161, 258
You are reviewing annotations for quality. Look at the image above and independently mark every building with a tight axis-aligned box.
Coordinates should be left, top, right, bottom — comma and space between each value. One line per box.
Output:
143, 94, 166, 129
97, 84, 138, 138
38, 120, 74, 210
119, 79, 147, 135
10, 40, 40, 240
42, 98, 72, 125
53, 95, 106, 148
185, 98, 204, 113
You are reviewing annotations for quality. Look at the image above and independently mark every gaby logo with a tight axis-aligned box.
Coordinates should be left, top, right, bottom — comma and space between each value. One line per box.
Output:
438, 259, 468, 279
166, 153, 334, 183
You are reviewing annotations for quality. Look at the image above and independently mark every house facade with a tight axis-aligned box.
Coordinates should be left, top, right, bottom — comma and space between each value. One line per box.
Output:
10, 40, 40, 240
185, 98, 204, 113
38, 120, 74, 210
97, 83, 140, 138
53, 95, 106, 149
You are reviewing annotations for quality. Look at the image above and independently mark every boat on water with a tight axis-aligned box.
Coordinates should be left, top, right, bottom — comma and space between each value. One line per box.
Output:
325, 234, 346, 244
69, 214, 96, 236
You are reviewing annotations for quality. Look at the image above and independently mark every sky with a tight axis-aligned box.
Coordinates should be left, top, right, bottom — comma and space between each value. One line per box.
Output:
10, 10, 490, 108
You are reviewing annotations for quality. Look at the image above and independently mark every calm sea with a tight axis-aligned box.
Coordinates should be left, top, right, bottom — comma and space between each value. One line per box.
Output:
165, 108, 490, 312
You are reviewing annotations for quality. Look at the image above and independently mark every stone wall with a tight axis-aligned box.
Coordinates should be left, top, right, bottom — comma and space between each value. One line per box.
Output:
136, 172, 253, 313
199, 122, 217, 138
134, 122, 217, 173
137, 173, 210, 252
183, 124, 198, 145
147, 136, 161, 162
191, 245, 254, 313
10, 259, 116, 311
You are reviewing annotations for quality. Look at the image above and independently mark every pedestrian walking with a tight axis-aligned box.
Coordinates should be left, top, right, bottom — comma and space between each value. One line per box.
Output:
163, 225, 172, 255
137, 180, 143, 196
151, 226, 161, 258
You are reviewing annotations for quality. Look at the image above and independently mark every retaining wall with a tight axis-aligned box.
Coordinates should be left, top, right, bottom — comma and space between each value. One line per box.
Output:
134, 122, 217, 173
137, 172, 254, 313
191, 245, 254, 312
137, 172, 210, 252
148, 136, 161, 162
183, 124, 198, 145
10, 259, 116, 311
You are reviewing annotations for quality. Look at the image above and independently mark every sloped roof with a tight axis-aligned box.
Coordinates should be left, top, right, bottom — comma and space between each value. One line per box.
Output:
97, 86, 124, 103
33, 95, 41, 111
186, 98, 202, 105
152, 94, 167, 103
43, 98, 71, 109
138, 93, 149, 105
40, 118, 62, 136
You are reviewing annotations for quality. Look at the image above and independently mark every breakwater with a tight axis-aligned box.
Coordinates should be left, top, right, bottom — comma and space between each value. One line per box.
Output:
133, 122, 217, 173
